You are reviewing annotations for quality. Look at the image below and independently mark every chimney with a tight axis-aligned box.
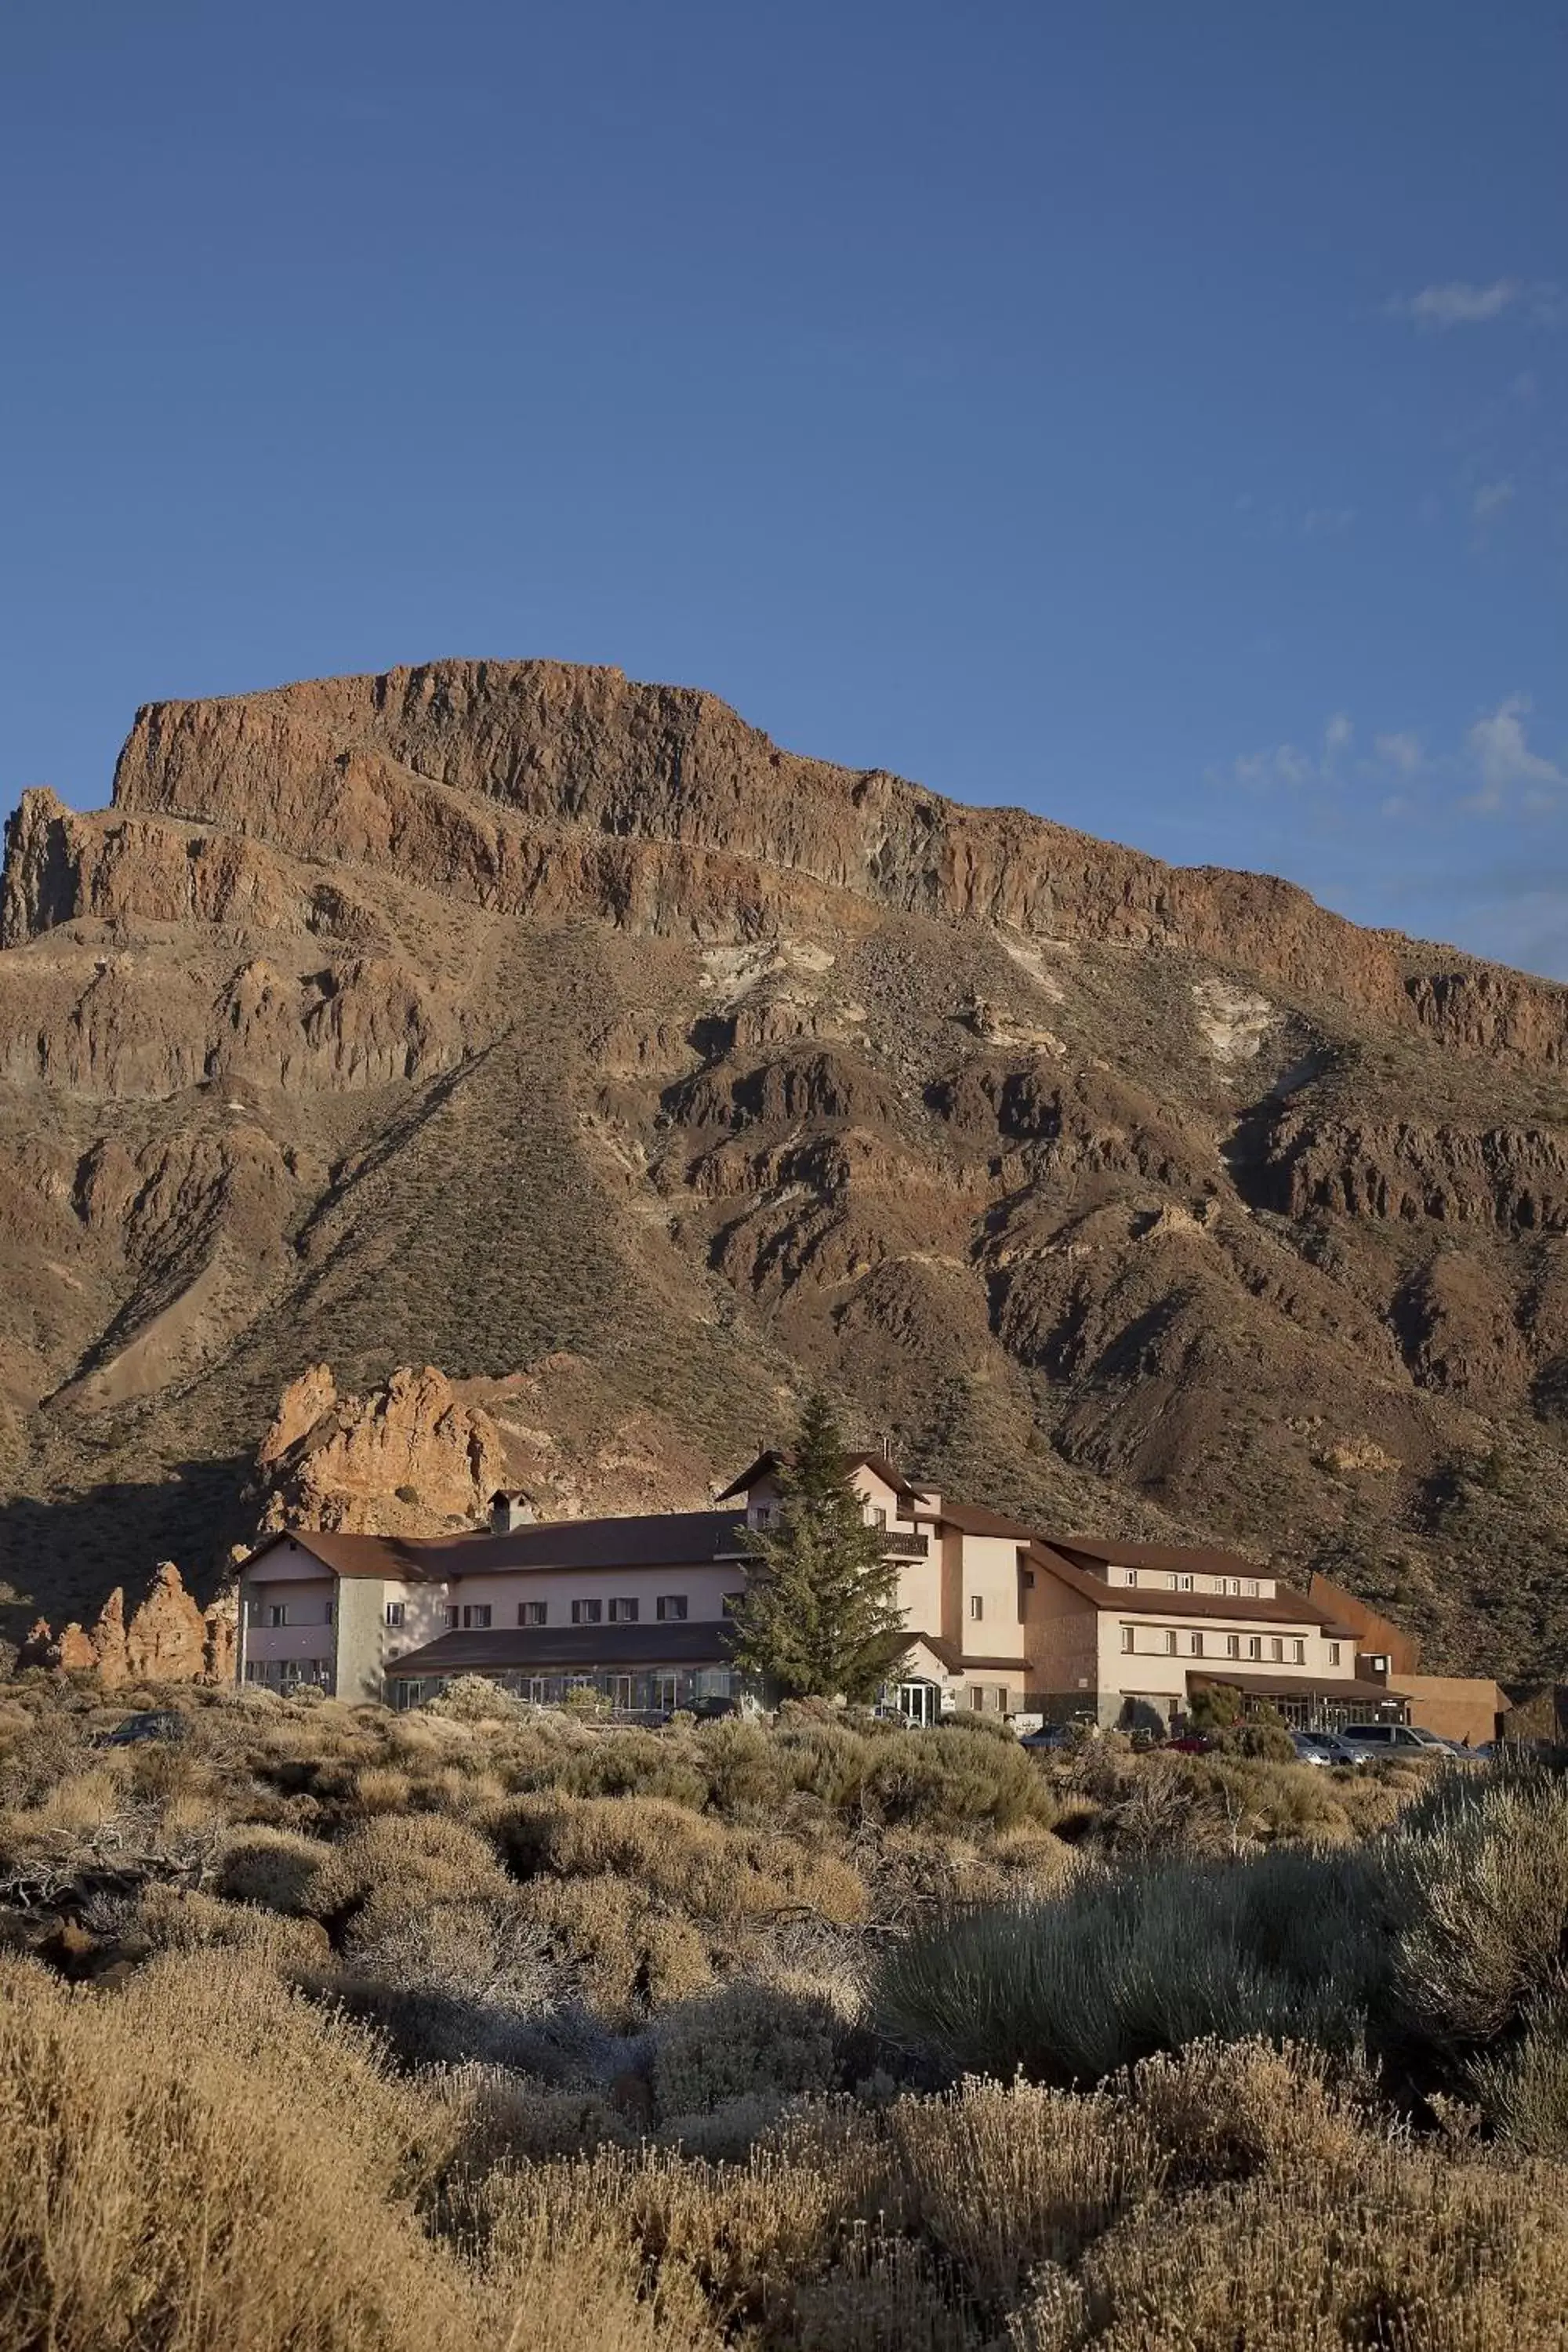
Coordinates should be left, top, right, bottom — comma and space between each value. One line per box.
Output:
490, 1491, 536, 1534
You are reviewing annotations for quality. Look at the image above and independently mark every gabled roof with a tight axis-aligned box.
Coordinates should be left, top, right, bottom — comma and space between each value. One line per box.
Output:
913, 1633, 1030, 1674
938, 1501, 1037, 1542
1027, 1544, 1351, 1632
713, 1449, 923, 1504
1047, 1534, 1276, 1581
241, 1530, 448, 1582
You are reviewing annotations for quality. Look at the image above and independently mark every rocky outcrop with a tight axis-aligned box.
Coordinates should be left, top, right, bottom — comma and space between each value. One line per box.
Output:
18, 1564, 228, 1685
1248, 1116, 1568, 1232
253, 1363, 506, 1536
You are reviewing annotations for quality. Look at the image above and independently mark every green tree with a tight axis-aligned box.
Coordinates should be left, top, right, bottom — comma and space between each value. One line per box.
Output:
728, 1392, 912, 1703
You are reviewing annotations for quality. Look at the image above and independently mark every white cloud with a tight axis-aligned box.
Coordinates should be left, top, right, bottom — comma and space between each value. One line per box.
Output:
1472, 478, 1516, 524
1385, 278, 1564, 331
1232, 743, 1316, 791
1228, 715, 1354, 793
1464, 695, 1566, 811
1388, 279, 1521, 328
1375, 731, 1423, 775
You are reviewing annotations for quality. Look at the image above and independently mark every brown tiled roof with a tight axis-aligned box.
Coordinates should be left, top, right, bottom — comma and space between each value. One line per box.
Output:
386, 1621, 737, 1677
937, 1501, 1037, 1541
1048, 1534, 1273, 1580
242, 1512, 750, 1584
1027, 1544, 1351, 1632
713, 1450, 922, 1504
241, 1531, 448, 1582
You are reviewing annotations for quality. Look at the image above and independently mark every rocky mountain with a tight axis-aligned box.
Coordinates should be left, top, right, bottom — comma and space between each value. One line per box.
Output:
5, 658, 1568, 1677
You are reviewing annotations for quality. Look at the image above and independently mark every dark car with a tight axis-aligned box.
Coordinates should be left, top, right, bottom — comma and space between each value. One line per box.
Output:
94, 1709, 188, 1748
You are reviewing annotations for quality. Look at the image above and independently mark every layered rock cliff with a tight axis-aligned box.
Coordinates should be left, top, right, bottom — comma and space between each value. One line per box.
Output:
5, 659, 1568, 1678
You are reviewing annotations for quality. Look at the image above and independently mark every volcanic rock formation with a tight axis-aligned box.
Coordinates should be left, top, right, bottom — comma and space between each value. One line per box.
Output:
4, 659, 1568, 1676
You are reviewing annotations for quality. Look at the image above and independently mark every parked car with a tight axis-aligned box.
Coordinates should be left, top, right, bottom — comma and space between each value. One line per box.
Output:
1292, 1728, 1366, 1768
1337, 1722, 1455, 1760
93, 1709, 187, 1748
1164, 1732, 1215, 1755
1018, 1722, 1077, 1751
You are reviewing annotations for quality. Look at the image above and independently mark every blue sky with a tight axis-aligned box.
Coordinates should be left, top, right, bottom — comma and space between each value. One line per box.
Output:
3, 1, 1564, 970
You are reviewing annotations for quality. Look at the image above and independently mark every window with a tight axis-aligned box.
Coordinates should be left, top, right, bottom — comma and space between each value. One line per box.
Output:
970, 1686, 985, 1709
1125, 1569, 1138, 1587
873, 1506, 887, 1529
721, 1592, 744, 1617
572, 1599, 603, 1625
608, 1598, 639, 1624
462, 1605, 492, 1631
1178, 1573, 1194, 1592
1247, 1635, 1261, 1661
1269, 1636, 1283, 1663
1225, 1634, 1240, 1659
1164, 1630, 1178, 1655
1246, 1581, 1261, 1598
268, 1604, 288, 1628
384, 1602, 405, 1629
1189, 1632, 1203, 1657
656, 1595, 688, 1621
245, 1597, 263, 1625
1291, 1639, 1305, 1664
969, 1595, 984, 1621
325, 1599, 335, 1625
1166, 1573, 1179, 1591
1327, 1641, 1341, 1666
445, 1606, 459, 1630
1121, 1624, 1134, 1652
519, 1601, 547, 1626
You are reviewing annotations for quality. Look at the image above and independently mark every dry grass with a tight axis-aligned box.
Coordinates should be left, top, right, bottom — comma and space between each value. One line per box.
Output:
4, 1680, 1568, 2348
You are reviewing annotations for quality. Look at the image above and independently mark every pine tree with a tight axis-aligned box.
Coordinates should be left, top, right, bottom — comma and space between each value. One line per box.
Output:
728, 1391, 913, 1702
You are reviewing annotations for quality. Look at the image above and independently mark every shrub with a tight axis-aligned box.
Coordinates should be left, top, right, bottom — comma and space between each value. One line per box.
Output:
877, 1849, 1379, 2085
1011, 2140, 1568, 2352
652, 1980, 843, 2125
215, 1826, 333, 1915
1385, 1762, 1568, 2055
1469, 1994, 1568, 2155
132, 1884, 331, 1972
887, 2074, 1163, 2304
306, 1812, 513, 1933
863, 1725, 1054, 1833
0, 1950, 487, 2352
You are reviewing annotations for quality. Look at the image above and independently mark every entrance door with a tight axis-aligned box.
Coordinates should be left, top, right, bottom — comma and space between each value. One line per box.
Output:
605, 1675, 633, 1711
898, 1680, 938, 1726
653, 1675, 680, 1714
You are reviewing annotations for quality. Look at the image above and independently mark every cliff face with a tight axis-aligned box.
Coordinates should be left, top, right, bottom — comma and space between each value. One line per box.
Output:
5, 659, 1568, 1678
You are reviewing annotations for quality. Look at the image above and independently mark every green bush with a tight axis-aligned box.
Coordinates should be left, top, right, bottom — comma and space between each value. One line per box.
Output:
877, 1849, 1378, 2085
1385, 1762, 1568, 2054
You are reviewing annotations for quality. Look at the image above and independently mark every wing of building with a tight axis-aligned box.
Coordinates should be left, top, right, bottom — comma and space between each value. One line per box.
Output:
234, 1457, 1508, 1742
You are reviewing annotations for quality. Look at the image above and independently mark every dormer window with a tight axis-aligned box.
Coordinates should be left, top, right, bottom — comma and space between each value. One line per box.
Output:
1125, 1569, 1138, 1588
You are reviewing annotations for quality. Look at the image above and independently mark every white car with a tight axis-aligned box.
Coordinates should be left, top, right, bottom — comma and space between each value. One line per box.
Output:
1337, 1722, 1456, 1759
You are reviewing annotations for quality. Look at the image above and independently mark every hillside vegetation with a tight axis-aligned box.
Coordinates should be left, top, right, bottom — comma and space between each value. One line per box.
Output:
5, 1681, 1568, 2347
8, 662, 1568, 1674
